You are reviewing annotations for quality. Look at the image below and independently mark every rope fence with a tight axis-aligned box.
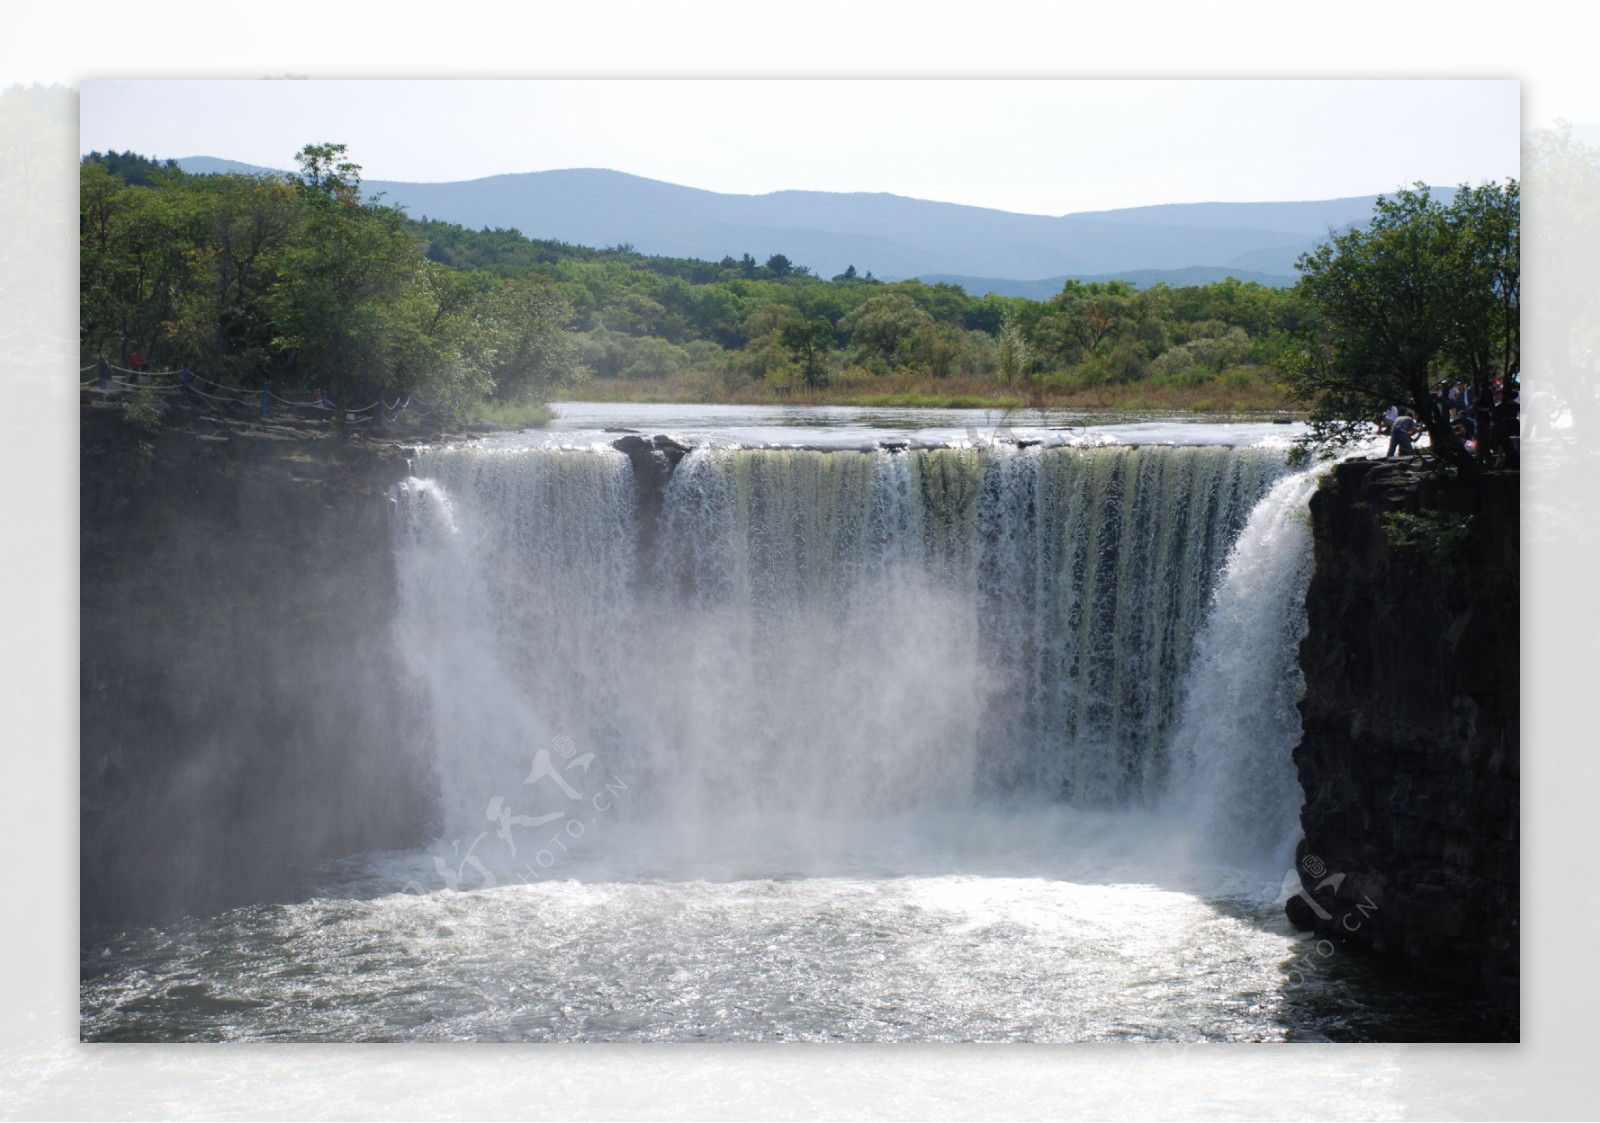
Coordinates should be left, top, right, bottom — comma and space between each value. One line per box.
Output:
80, 356, 439, 427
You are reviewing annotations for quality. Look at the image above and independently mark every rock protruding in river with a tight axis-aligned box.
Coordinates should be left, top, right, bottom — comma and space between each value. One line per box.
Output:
1291, 457, 1518, 1038
611, 434, 692, 566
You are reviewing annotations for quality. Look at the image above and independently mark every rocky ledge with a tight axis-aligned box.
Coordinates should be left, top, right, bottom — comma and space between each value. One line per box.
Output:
1289, 456, 1518, 1038
80, 400, 431, 924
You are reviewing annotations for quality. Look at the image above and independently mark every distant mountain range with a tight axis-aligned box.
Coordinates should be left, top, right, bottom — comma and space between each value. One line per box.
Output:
178, 157, 1416, 293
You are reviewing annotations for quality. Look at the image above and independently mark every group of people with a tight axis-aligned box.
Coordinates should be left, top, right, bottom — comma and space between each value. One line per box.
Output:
1381, 376, 1519, 466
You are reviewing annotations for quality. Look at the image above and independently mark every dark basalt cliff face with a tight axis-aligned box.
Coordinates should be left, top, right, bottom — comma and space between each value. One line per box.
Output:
80, 404, 431, 925
1290, 457, 1518, 1038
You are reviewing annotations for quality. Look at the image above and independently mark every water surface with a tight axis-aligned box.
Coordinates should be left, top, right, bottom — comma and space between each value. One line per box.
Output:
81, 410, 1483, 1043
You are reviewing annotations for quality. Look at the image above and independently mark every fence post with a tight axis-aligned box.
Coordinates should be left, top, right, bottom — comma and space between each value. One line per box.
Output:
98, 356, 108, 390
261, 384, 269, 419
182, 365, 190, 397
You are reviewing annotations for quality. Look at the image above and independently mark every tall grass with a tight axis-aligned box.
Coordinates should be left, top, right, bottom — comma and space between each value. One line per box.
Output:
458, 400, 557, 427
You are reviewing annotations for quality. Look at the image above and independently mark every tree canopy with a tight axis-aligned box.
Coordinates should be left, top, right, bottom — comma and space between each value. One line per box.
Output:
83, 144, 1336, 415
80, 146, 585, 412
1288, 181, 1519, 467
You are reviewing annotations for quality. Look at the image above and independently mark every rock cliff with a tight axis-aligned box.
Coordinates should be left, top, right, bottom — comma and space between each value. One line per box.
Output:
1289, 457, 1519, 1038
80, 401, 430, 924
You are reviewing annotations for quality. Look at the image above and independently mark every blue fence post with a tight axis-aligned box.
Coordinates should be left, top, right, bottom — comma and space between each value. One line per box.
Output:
261, 384, 269, 419
98, 357, 108, 389
182, 365, 190, 397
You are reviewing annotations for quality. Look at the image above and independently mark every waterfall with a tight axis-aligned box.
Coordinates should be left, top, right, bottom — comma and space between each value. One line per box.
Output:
393, 440, 1294, 869
1165, 466, 1323, 876
86, 429, 1484, 1050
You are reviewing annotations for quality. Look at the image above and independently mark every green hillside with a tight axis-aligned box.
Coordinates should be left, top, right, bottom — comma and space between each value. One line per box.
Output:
83, 146, 1315, 415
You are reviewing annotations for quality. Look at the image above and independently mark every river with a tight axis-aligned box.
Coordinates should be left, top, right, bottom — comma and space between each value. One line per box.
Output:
80, 404, 1483, 1042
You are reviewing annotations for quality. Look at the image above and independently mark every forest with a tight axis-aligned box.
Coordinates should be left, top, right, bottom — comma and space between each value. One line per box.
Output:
79, 144, 1470, 418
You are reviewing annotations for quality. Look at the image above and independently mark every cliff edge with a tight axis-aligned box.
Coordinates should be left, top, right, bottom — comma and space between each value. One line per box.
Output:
1290, 456, 1519, 1038
80, 400, 431, 924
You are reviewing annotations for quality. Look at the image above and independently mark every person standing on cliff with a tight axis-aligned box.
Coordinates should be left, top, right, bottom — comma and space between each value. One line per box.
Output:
1490, 380, 1520, 468
1386, 410, 1422, 457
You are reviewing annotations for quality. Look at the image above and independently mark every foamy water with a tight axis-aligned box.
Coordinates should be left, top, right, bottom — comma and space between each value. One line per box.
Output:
81, 417, 1479, 1043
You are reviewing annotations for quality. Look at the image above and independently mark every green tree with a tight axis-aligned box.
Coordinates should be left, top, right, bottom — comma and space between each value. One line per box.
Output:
1290, 182, 1518, 468
911, 321, 964, 378
170, 173, 300, 381
780, 317, 833, 388
1150, 326, 1249, 380
1441, 181, 1520, 421
840, 292, 932, 368
264, 184, 423, 403
82, 149, 182, 187
294, 142, 364, 205
965, 291, 1031, 335
996, 312, 1031, 383
79, 143, 598, 418
617, 336, 693, 380
1033, 280, 1134, 368
79, 162, 208, 368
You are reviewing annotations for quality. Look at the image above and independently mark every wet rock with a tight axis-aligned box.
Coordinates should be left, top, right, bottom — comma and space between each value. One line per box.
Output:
610, 433, 691, 462
610, 435, 694, 578
80, 407, 430, 925
1284, 893, 1318, 932
1292, 457, 1518, 1037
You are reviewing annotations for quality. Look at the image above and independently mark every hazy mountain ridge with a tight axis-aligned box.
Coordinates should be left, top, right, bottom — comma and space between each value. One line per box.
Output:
176, 158, 1399, 289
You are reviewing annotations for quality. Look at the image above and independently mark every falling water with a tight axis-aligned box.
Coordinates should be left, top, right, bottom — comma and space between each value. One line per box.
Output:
90, 426, 1460, 1045
1166, 468, 1324, 876
393, 441, 1287, 865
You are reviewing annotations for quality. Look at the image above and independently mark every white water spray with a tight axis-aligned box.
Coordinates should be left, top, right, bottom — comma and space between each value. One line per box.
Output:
1164, 467, 1323, 876
88, 434, 1404, 1046
394, 439, 1300, 874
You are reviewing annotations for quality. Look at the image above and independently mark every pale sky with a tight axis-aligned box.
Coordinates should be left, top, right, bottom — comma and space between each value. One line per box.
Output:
79, 79, 1520, 216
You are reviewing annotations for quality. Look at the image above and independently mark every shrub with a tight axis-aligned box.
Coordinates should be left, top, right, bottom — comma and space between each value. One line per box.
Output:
1382, 509, 1478, 564
121, 387, 165, 432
